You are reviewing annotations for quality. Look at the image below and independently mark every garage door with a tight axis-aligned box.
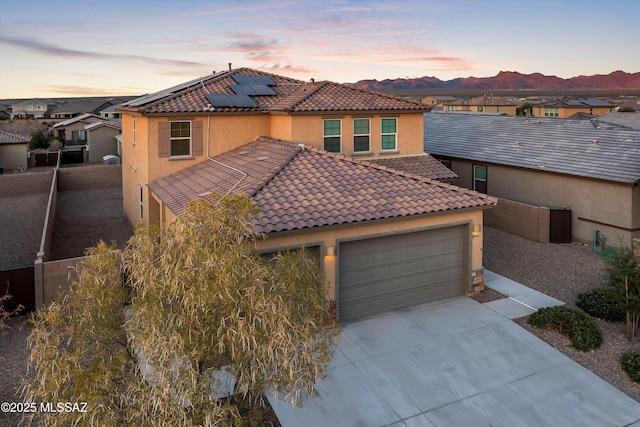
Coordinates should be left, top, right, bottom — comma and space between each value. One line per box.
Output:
338, 225, 468, 323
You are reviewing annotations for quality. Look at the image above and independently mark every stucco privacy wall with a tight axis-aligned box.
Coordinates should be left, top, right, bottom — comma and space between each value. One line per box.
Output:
252, 209, 486, 300
38, 256, 83, 306
0, 144, 28, 169
450, 159, 636, 246
58, 164, 122, 190
484, 198, 550, 242
0, 170, 53, 197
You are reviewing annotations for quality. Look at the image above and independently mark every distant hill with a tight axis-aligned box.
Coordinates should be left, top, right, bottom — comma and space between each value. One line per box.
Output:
347, 70, 640, 91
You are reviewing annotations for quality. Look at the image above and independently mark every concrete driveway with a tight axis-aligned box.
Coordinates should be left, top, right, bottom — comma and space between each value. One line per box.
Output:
268, 296, 640, 427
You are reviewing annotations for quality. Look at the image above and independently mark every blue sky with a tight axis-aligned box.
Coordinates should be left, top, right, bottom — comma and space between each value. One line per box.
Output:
1, 0, 638, 98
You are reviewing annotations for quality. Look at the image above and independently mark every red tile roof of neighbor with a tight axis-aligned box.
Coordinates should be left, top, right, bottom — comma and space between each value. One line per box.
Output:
148, 138, 495, 234
121, 68, 430, 115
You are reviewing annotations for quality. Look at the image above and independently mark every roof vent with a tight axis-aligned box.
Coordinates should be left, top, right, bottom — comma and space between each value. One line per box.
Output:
592, 139, 598, 145
514, 141, 520, 147
256, 156, 268, 161
298, 143, 305, 150
538, 161, 546, 168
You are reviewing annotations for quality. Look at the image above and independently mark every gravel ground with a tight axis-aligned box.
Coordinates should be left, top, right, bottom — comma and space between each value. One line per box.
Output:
0, 194, 48, 270
483, 226, 640, 403
0, 315, 31, 427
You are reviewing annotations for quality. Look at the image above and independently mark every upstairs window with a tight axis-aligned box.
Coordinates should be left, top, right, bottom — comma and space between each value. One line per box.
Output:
544, 108, 558, 117
170, 121, 191, 157
473, 165, 487, 193
323, 119, 341, 153
477, 106, 484, 112
381, 118, 397, 150
353, 118, 370, 152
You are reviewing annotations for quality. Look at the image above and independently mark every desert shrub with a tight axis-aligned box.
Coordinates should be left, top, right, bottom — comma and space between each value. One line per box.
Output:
529, 306, 603, 351
620, 351, 640, 383
577, 287, 626, 322
29, 130, 52, 150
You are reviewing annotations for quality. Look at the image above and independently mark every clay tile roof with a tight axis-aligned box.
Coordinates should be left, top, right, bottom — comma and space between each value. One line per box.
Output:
122, 68, 428, 115
369, 155, 457, 180
149, 138, 495, 234
0, 131, 30, 144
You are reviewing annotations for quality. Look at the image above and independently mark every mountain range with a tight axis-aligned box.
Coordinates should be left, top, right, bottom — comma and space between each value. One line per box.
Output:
347, 70, 640, 91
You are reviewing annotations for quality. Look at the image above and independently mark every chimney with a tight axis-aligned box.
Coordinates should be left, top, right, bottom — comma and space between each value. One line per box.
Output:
228, 63, 232, 71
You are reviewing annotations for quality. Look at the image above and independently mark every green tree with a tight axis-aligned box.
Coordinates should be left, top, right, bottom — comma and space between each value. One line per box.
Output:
28, 130, 52, 150
24, 194, 336, 426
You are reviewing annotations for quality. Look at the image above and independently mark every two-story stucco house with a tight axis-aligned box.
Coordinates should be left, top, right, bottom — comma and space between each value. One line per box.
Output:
118, 68, 495, 323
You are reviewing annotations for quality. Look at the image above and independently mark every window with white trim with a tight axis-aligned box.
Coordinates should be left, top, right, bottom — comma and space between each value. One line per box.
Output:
323, 119, 341, 153
170, 121, 191, 157
381, 117, 397, 150
544, 108, 559, 117
353, 118, 370, 152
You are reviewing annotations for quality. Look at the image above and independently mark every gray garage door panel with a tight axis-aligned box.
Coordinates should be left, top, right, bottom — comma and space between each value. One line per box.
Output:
339, 226, 467, 322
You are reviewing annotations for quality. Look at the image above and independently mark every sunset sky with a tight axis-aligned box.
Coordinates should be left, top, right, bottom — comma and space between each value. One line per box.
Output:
1, 0, 638, 99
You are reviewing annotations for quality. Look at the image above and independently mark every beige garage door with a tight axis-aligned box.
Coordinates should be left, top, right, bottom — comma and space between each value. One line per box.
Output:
338, 225, 468, 323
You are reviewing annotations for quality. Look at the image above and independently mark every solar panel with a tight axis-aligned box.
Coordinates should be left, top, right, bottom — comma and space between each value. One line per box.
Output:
229, 84, 275, 96
205, 94, 257, 108
232, 75, 275, 86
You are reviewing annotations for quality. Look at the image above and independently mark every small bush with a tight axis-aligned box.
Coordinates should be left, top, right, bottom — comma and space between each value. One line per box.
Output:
576, 287, 626, 322
620, 351, 640, 383
528, 306, 603, 351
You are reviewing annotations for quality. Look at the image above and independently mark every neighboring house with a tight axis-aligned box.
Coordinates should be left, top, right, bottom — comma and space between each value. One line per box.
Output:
10, 99, 58, 120
443, 96, 519, 116
424, 112, 640, 247
118, 67, 496, 323
99, 104, 122, 119
533, 98, 614, 118
52, 113, 102, 144
0, 102, 11, 120
85, 119, 121, 163
50, 99, 116, 119
421, 95, 459, 109
0, 131, 30, 171
598, 111, 640, 131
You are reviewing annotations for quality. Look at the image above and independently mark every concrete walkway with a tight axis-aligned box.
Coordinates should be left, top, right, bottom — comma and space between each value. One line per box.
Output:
268, 271, 640, 427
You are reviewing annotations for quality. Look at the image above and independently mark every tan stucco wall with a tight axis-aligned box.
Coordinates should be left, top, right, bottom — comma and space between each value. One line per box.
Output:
251, 209, 486, 300
450, 159, 635, 245
533, 106, 614, 118
122, 111, 425, 225
0, 144, 28, 169
270, 113, 425, 157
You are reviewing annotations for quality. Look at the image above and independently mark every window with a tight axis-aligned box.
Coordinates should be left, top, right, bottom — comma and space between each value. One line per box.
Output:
170, 121, 191, 156
381, 118, 397, 150
544, 108, 558, 117
71, 130, 86, 142
28, 105, 33, 110
477, 106, 484, 112
323, 119, 341, 153
139, 184, 144, 219
473, 165, 487, 193
353, 118, 370, 152
37, 105, 43, 110
439, 159, 452, 169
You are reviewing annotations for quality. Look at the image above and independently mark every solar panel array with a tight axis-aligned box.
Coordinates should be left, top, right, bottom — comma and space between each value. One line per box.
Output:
205, 74, 277, 108
206, 94, 257, 108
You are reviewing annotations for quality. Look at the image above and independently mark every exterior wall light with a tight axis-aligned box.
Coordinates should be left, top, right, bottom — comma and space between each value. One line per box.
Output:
472, 224, 482, 237
325, 246, 336, 257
